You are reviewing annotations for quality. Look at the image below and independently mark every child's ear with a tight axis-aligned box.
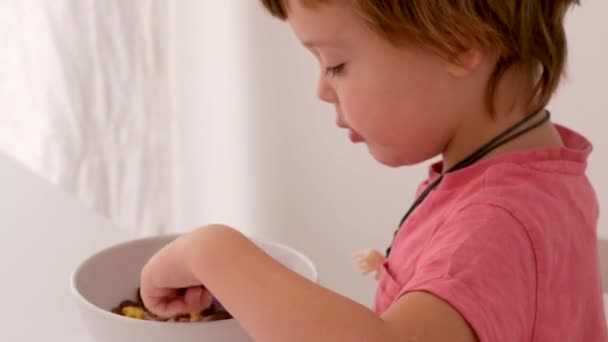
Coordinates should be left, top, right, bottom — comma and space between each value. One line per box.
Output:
445, 47, 485, 78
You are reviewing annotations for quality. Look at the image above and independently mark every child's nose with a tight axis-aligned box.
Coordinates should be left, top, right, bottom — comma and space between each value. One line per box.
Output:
316, 76, 337, 104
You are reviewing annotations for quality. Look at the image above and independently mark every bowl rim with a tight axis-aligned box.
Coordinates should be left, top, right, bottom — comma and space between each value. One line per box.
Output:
70, 233, 318, 327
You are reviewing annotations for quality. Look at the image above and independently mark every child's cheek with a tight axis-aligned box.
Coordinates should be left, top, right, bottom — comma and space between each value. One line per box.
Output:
339, 88, 373, 131
342, 95, 391, 144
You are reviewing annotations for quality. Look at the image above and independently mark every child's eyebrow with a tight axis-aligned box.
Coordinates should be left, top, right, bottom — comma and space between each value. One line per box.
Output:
302, 39, 344, 49
303, 39, 333, 48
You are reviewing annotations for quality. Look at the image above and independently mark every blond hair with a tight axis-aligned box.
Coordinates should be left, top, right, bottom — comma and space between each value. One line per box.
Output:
260, 0, 579, 114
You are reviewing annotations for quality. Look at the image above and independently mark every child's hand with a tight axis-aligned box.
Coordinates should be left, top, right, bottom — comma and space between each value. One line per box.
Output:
139, 234, 213, 318
353, 249, 385, 280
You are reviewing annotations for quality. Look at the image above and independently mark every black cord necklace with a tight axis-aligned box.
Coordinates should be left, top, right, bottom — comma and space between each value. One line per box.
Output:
385, 108, 551, 257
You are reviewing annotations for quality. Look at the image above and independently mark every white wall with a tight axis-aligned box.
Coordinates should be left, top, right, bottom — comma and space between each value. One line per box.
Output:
0, 1, 176, 236
550, 0, 608, 238
174, 0, 608, 305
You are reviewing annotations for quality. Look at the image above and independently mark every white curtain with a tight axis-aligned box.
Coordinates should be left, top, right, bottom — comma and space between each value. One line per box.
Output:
0, 0, 176, 236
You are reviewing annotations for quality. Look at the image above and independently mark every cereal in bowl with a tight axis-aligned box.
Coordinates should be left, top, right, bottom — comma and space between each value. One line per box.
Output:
111, 287, 233, 322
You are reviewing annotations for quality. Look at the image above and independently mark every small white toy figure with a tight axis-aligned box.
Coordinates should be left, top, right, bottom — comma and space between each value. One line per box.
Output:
353, 249, 385, 280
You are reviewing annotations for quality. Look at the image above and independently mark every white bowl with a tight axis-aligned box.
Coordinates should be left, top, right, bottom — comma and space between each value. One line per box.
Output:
71, 234, 317, 342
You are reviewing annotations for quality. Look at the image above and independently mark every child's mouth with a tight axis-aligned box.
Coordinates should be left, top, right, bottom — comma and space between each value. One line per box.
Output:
349, 129, 365, 143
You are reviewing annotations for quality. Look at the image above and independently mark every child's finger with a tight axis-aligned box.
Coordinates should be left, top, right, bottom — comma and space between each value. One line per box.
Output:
141, 287, 182, 318
184, 286, 212, 312
159, 296, 189, 318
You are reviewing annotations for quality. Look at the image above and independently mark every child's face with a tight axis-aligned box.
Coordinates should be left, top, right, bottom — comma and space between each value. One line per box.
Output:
286, 1, 479, 167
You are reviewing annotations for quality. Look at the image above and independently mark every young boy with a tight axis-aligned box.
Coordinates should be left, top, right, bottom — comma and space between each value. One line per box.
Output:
139, 1, 607, 340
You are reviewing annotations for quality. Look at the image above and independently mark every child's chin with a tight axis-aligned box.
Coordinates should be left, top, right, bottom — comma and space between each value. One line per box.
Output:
368, 147, 428, 168
368, 150, 407, 168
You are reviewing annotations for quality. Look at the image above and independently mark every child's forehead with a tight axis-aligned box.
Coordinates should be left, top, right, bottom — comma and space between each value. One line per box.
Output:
286, 0, 334, 10
281, 0, 349, 18
285, 0, 359, 42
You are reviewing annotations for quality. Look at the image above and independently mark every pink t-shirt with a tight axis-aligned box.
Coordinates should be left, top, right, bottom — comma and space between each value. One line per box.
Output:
374, 125, 607, 341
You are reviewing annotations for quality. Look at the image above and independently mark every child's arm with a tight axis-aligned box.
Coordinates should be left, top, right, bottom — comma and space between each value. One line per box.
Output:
140, 225, 477, 342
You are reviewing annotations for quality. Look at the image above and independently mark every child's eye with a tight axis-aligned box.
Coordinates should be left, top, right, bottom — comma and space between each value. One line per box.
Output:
325, 63, 346, 77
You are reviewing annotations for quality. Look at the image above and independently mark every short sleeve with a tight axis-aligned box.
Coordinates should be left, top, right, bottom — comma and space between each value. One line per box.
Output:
397, 204, 537, 342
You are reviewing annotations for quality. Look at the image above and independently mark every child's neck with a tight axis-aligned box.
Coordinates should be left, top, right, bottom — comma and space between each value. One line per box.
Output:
441, 75, 564, 172
442, 112, 564, 172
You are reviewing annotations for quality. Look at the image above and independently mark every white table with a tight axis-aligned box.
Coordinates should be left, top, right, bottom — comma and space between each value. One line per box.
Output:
0, 151, 130, 341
